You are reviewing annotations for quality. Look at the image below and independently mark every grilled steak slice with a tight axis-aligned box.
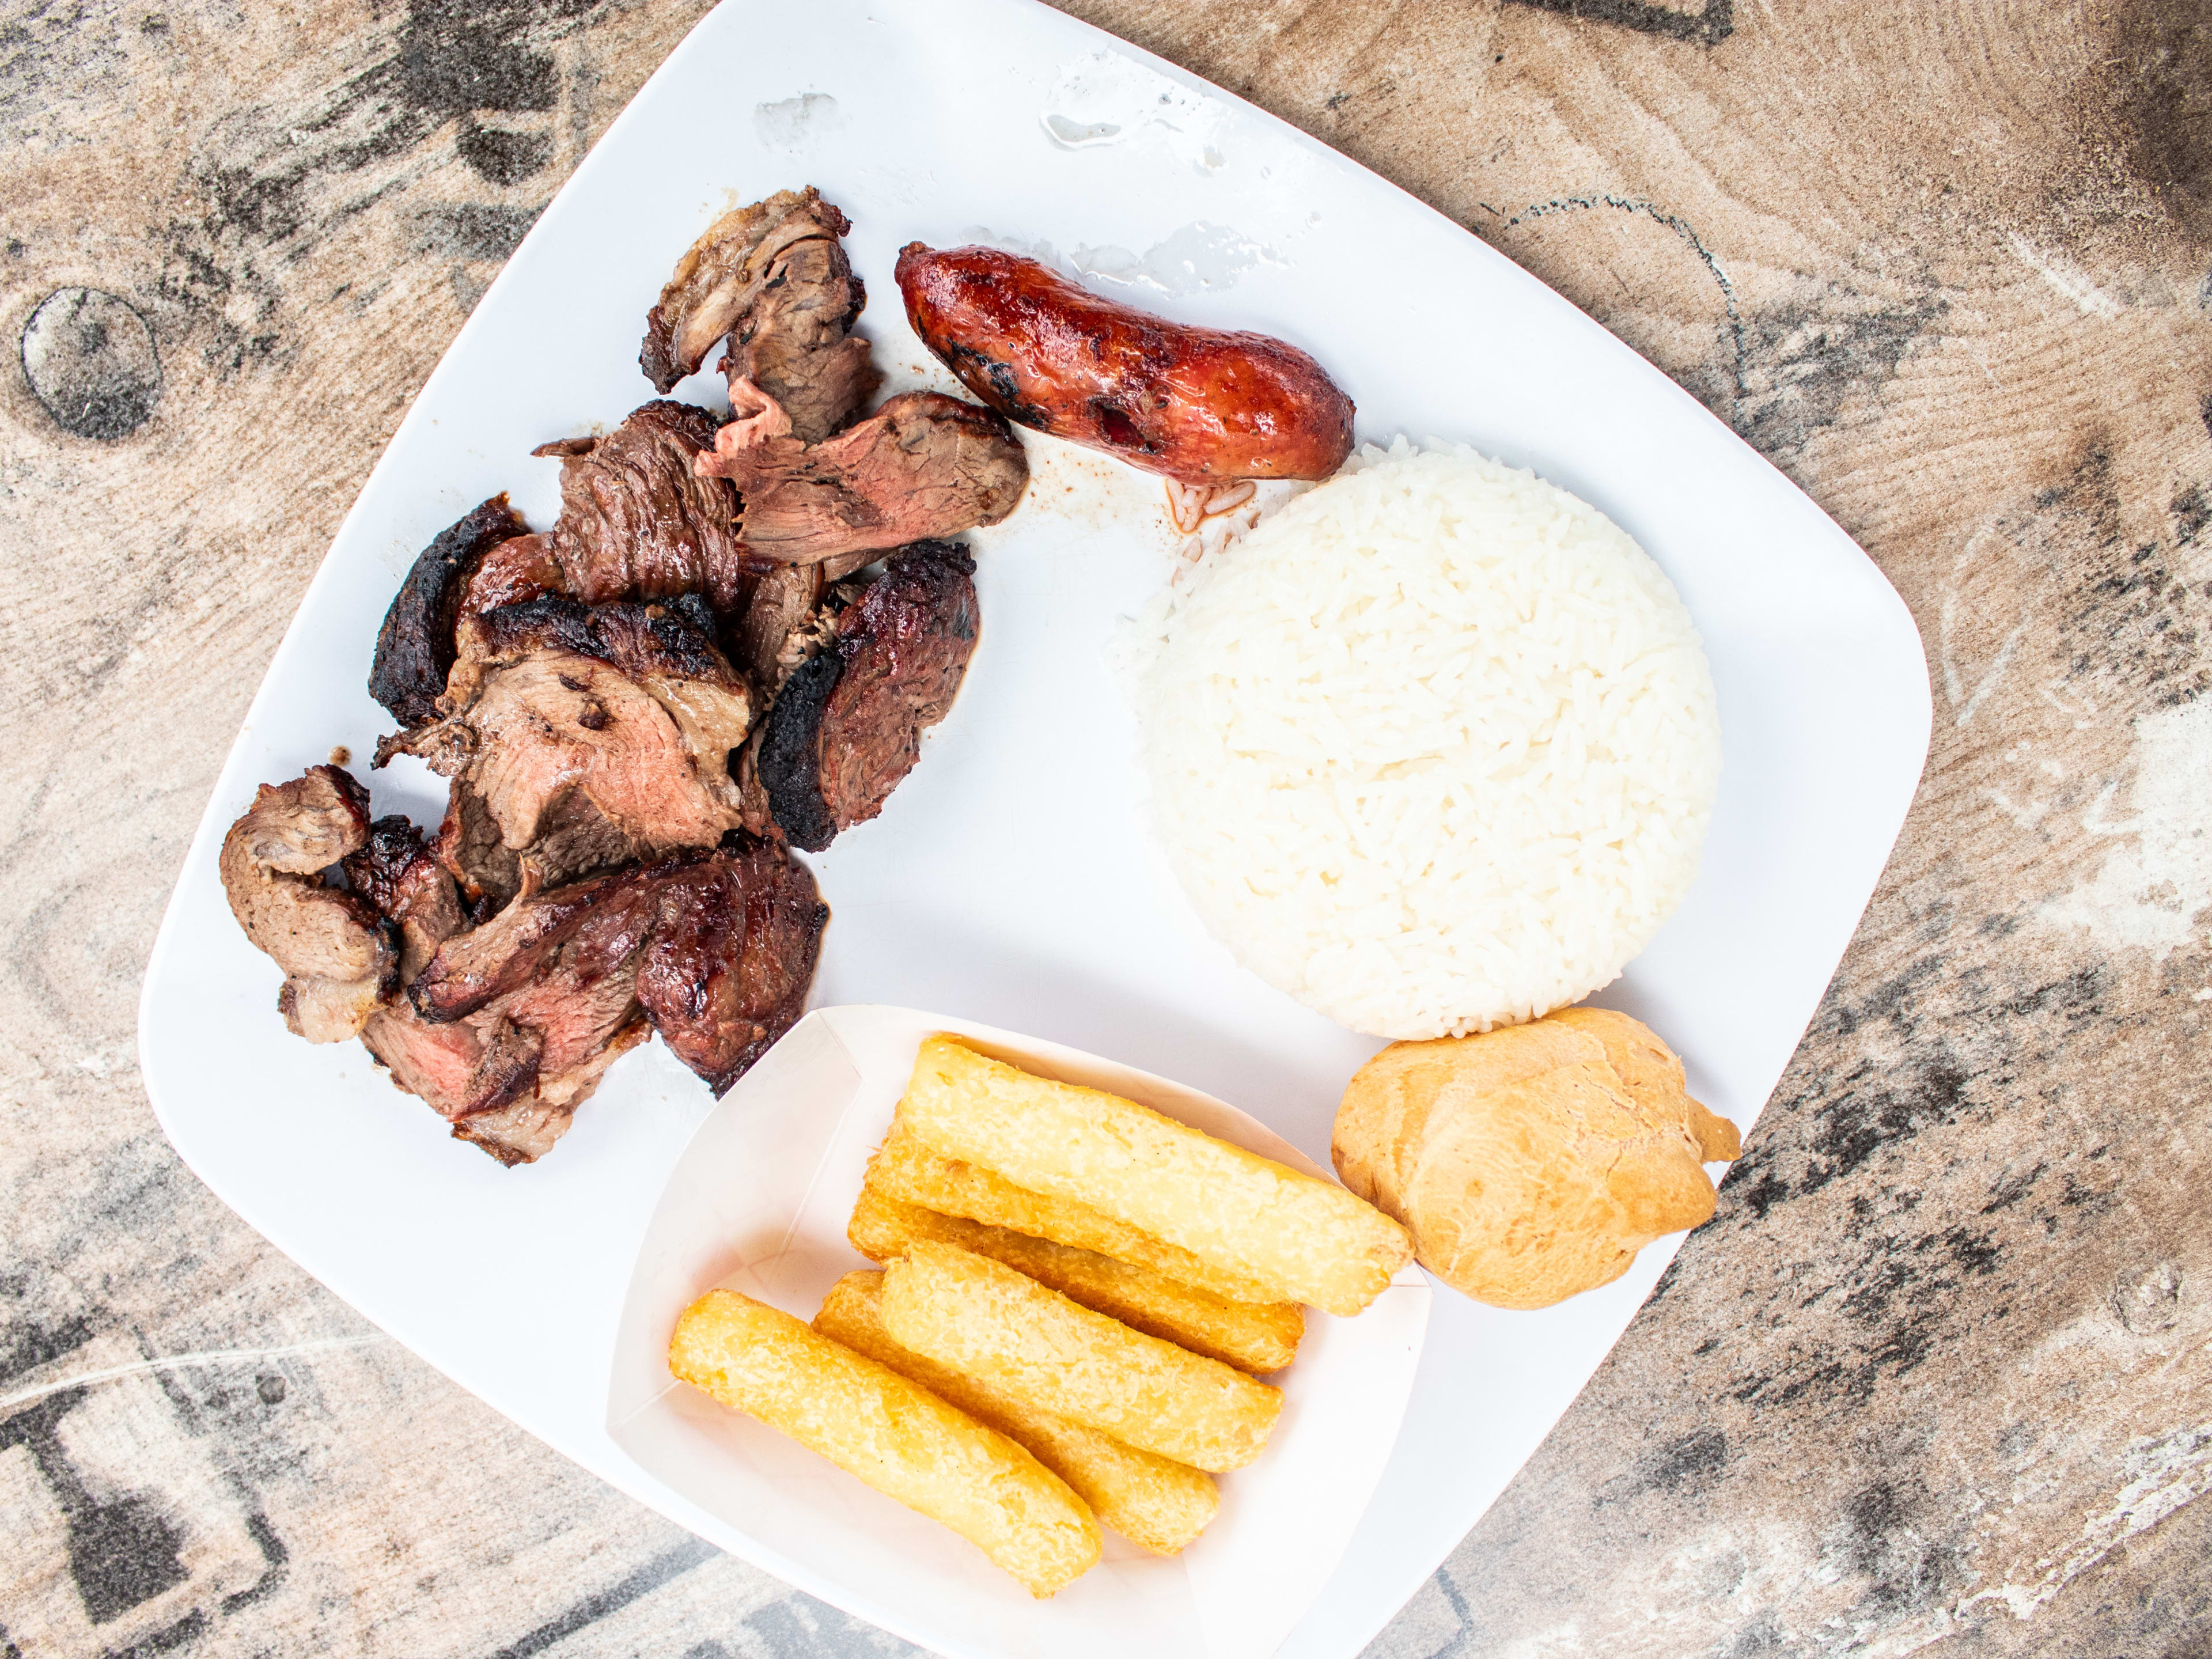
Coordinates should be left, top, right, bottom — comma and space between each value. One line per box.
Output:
696, 391, 1027, 567
641, 186, 877, 442
756, 543, 979, 851
412, 843, 824, 1100
380, 597, 752, 899
459, 531, 563, 615
369, 497, 532, 728
218, 766, 397, 1043
532, 402, 744, 609
341, 816, 466, 980
410, 861, 658, 1024
636, 838, 827, 1093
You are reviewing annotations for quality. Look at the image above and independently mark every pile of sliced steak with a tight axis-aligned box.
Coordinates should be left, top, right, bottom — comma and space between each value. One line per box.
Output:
222, 184, 1020, 1165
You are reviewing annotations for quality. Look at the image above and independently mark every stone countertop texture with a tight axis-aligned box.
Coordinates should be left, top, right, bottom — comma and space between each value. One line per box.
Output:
4, 1, 2209, 1654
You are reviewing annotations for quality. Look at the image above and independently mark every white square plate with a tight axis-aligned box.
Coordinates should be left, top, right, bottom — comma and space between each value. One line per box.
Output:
139, 1, 1931, 1654
606, 1006, 1428, 1659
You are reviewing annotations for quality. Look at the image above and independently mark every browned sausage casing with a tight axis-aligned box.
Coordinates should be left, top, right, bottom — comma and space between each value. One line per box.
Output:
894, 243, 1354, 483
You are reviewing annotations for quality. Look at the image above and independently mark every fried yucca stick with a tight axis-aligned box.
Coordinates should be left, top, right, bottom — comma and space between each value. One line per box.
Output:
850, 1185, 1302, 1374
866, 1124, 1280, 1305
668, 1288, 1100, 1596
880, 1242, 1283, 1473
897, 1036, 1414, 1316
816, 1271, 1221, 1556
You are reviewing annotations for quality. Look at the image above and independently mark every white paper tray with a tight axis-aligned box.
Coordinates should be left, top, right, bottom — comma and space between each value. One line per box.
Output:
607, 1006, 1429, 1659
139, 0, 1932, 1653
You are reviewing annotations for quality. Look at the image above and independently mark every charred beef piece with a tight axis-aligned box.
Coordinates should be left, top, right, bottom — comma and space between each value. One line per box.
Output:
378, 596, 753, 903
218, 766, 397, 1043
533, 402, 745, 609
635, 838, 828, 1092
408, 840, 823, 1109
340, 816, 466, 980
640, 186, 878, 442
756, 542, 979, 851
368, 497, 532, 728
696, 391, 1027, 568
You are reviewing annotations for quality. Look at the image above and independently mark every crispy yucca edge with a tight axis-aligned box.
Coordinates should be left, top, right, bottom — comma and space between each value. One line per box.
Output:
878, 1241, 1283, 1474
816, 1271, 1221, 1556
850, 1184, 1302, 1374
667, 1287, 1100, 1596
898, 1036, 1413, 1316
866, 1123, 1282, 1305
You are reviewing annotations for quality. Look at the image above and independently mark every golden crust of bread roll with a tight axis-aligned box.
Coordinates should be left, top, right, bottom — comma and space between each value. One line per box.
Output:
668, 1287, 1100, 1595
816, 1271, 1221, 1556
880, 1241, 1284, 1473
866, 1123, 1281, 1305
1331, 1006, 1739, 1310
849, 1185, 1303, 1374
896, 1036, 1412, 1316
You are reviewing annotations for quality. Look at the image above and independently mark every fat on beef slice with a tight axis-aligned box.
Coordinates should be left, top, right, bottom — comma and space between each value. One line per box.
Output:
368, 496, 534, 729
377, 596, 753, 909
640, 185, 877, 442
533, 402, 746, 610
696, 391, 1028, 569
218, 766, 397, 1043
756, 541, 979, 851
459, 531, 563, 615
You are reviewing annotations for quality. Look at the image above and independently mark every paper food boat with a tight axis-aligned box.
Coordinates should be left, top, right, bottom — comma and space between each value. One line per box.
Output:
607, 1005, 1431, 1659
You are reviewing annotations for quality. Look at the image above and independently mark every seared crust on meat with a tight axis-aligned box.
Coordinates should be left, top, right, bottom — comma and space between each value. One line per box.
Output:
756, 649, 842, 851
369, 497, 532, 729
757, 542, 979, 851
641, 185, 877, 442
532, 402, 745, 609
896, 243, 1354, 482
450, 594, 747, 702
696, 391, 1027, 567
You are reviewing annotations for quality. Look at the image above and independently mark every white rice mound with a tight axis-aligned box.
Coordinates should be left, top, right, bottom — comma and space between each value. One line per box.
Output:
1129, 438, 1721, 1039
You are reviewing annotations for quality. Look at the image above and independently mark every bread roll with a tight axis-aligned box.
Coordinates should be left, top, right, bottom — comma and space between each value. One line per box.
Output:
1332, 1006, 1740, 1309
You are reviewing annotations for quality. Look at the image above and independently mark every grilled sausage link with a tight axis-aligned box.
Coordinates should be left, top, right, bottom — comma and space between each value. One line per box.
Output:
894, 243, 1354, 483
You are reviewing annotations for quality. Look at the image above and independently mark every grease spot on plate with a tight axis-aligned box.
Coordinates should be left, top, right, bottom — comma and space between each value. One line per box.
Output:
755, 92, 842, 147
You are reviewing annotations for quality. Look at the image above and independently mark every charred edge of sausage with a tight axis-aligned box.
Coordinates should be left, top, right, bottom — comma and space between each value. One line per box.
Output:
369, 496, 530, 728
756, 647, 842, 852
935, 340, 1054, 431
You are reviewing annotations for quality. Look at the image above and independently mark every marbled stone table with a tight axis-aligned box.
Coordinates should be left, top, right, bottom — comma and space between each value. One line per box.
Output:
5, 2, 2207, 1654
